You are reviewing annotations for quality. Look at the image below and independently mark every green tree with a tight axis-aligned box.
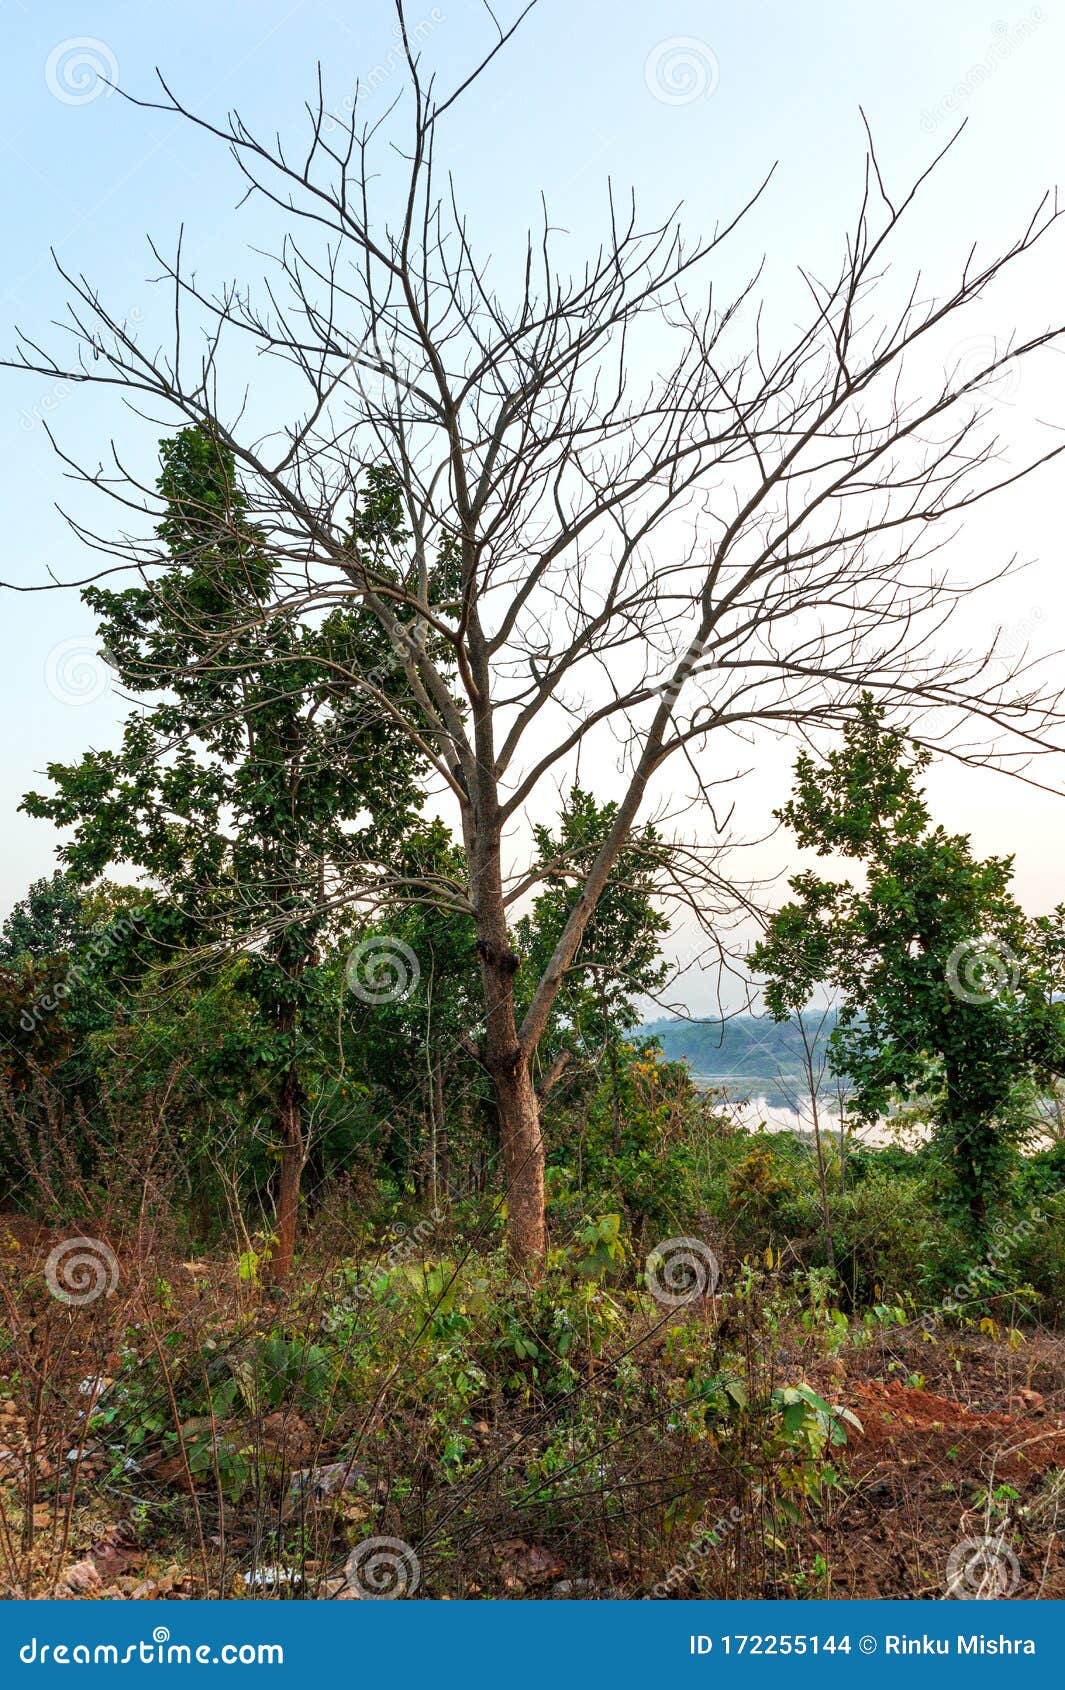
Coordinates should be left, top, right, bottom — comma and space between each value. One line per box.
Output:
516, 787, 671, 1152
750, 698, 1065, 1230
341, 819, 482, 1203
23, 428, 428, 1280
0, 870, 86, 963
0, 872, 150, 1081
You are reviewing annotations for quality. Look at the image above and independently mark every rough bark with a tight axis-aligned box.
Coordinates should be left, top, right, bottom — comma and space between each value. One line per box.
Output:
493, 1054, 546, 1268
477, 930, 545, 1267
468, 804, 546, 1265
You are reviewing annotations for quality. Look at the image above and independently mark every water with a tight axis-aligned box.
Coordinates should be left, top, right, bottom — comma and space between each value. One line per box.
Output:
690, 1076, 901, 1146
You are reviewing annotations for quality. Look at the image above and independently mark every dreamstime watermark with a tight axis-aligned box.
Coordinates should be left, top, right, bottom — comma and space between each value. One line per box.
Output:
644, 37, 719, 105
84, 1511, 136, 1543
346, 935, 421, 1004
945, 936, 1021, 1005
920, 11, 1044, 132
362, 652, 403, 689
19, 378, 73, 435
324, 11, 446, 131
44, 637, 115, 707
348, 330, 403, 417
945, 1534, 1021, 1598
648, 1501, 749, 1597
19, 1629, 283, 1666
921, 1206, 1046, 1334
45, 38, 118, 106
655, 632, 713, 703
645, 1236, 720, 1306
44, 1237, 120, 1306
992, 605, 1046, 668
349, 1208, 445, 1300
20, 310, 144, 433
944, 332, 1025, 410
19, 904, 151, 1033
344, 1535, 421, 1598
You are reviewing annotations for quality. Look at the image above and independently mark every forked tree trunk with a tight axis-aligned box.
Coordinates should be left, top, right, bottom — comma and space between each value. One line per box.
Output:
466, 753, 658, 1266
267, 1062, 303, 1286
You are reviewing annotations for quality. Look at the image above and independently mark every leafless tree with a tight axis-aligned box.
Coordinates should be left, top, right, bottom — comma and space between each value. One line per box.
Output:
8, 1, 1065, 1265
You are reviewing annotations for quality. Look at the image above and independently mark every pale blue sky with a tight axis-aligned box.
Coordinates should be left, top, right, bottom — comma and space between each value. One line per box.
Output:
2, 0, 1063, 995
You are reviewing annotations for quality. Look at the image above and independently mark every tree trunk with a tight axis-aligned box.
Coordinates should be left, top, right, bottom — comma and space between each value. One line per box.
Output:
433, 1060, 450, 1198
267, 1063, 303, 1286
472, 881, 545, 1264
493, 1054, 546, 1267
466, 784, 547, 1266
944, 1070, 989, 1232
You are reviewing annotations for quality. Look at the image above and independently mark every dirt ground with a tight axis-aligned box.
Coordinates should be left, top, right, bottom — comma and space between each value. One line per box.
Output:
808, 1332, 1065, 1598
2, 1215, 1063, 1600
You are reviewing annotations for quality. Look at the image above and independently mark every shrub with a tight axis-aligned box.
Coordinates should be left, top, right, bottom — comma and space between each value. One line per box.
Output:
827, 1175, 947, 1307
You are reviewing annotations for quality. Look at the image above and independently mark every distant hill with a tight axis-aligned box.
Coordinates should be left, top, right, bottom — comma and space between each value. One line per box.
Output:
639, 1012, 838, 1105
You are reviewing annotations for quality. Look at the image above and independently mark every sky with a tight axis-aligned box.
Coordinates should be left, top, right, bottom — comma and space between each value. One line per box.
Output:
1, 0, 1063, 1013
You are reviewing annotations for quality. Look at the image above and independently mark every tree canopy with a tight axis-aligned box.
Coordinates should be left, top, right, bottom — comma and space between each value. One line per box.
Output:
751, 697, 1065, 1226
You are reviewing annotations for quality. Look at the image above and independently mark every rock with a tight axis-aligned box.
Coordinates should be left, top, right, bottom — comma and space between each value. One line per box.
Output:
0, 1449, 25, 1483
286, 1460, 375, 1506
65, 1559, 102, 1595
493, 1538, 566, 1587
77, 1375, 113, 1401
243, 1566, 302, 1589
88, 1520, 144, 1579
1010, 1387, 1045, 1414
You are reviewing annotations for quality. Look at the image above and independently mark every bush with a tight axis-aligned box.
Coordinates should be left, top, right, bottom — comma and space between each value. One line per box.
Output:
1009, 1193, 1065, 1323
826, 1175, 947, 1307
